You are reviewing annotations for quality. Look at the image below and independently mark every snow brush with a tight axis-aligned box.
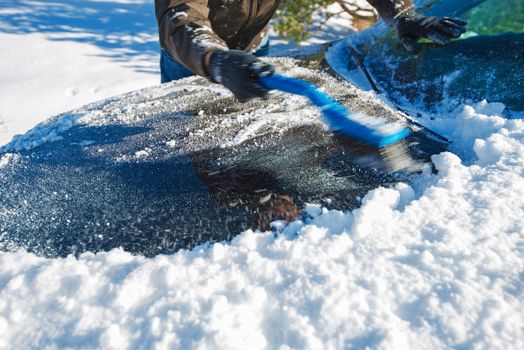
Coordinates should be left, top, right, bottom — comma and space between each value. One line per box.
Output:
259, 74, 409, 149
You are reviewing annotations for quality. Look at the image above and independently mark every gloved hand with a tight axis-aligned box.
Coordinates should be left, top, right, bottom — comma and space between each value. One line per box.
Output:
208, 50, 275, 103
394, 10, 467, 52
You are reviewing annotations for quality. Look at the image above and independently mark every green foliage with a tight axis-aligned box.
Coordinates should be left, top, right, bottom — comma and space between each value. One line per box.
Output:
274, 0, 378, 43
274, 0, 337, 43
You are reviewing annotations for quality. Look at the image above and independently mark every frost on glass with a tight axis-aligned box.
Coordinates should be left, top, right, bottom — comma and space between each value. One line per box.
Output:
352, 0, 524, 114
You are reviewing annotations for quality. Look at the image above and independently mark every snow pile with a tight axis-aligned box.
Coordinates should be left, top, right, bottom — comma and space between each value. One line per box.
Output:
1, 101, 523, 349
0, 113, 84, 153
430, 101, 517, 162
0, 153, 18, 169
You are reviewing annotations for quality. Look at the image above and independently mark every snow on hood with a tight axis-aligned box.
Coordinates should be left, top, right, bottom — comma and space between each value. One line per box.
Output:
0, 97, 523, 349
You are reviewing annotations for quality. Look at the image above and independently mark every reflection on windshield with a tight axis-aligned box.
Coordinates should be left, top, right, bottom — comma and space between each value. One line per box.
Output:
462, 0, 524, 36
420, 0, 524, 38
421, 0, 486, 18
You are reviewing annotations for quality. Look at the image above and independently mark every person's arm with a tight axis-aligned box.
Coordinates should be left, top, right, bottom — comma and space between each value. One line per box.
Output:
367, 0, 467, 51
155, 0, 228, 77
155, 0, 274, 102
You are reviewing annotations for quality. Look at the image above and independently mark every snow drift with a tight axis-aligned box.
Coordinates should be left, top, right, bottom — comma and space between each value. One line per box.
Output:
1, 94, 523, 348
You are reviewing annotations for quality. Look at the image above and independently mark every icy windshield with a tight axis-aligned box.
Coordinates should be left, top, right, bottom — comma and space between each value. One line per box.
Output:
346, 0, 524, 115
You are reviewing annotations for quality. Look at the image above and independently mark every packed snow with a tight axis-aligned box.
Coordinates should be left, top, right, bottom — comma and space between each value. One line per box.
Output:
1, 0, 524, 349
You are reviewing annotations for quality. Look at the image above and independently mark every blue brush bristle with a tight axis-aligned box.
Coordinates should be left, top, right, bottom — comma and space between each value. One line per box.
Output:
260, 74, 409, 148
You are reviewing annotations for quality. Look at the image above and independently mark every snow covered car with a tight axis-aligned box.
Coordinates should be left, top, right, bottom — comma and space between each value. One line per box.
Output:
327, 0, 524, 116
8, 0, 522, 259
0, 57, 448, 257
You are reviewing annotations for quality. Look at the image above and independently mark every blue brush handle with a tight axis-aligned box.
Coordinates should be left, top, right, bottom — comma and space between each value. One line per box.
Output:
259, 74, 409, 148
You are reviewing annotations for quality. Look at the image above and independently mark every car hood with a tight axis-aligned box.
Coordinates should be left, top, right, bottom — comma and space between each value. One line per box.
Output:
0, 57, 446, 257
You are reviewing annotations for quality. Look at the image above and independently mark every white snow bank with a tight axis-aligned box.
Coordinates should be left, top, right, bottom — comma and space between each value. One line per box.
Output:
1, 101, 523, 349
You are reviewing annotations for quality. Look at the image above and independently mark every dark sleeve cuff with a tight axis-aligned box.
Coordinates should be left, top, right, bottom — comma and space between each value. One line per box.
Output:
367, 0, 414, 24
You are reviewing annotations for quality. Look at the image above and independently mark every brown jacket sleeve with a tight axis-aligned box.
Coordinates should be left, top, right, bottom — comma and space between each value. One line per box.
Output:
367, 0, 414, 23
155, 0, 228, 77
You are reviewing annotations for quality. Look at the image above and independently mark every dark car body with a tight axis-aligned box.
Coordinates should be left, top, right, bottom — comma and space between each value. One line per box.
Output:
0, 59, 447, 257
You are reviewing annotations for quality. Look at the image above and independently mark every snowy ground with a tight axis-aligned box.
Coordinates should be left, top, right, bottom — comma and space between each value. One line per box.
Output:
1, 95, 523, 349
0, 0, 160, 146
1, 1, 524, 349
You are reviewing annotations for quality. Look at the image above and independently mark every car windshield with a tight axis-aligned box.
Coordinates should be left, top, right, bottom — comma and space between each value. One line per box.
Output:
350, 0, 524, 114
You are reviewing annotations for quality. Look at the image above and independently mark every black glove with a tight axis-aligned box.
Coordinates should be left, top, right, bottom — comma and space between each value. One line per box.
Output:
394, 10, 467, 52
208, 50, 275, 103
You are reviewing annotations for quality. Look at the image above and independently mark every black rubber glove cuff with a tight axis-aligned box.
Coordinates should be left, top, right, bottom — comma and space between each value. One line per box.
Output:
209, 50, 275, 103
394, 10, 467, 52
